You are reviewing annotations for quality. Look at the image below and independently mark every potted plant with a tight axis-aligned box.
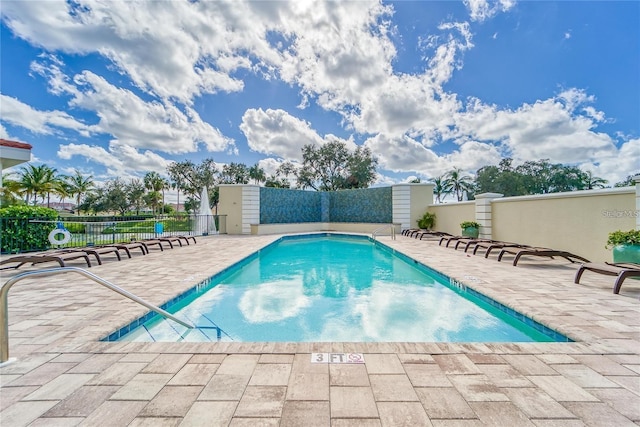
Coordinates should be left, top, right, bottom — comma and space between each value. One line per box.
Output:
460, 221, 480, 238
606, 229, 640, 263
417, 212, 436, 230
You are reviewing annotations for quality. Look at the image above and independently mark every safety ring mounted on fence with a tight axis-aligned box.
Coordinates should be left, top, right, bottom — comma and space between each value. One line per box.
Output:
48, 228, 71, 245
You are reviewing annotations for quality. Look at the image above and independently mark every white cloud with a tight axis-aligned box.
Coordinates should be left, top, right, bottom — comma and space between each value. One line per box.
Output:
0, 93, 94, 136
2, 0, 634, 187
240, 108, 323, 160
579, 138, 640, 185
29, 59, 236, 155
0, 124, 9, 139
58, 141, 169, 178
1, 1, 279, 102
454, 90, 617, 165
464, 0, 516, 22
278, 1, 396, 112
240, 108, 358, 162
365, 133, 501, 178
347, 74, 461, 138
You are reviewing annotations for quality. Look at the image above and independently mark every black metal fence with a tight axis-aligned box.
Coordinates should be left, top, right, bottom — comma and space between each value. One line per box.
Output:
0, 215, 226, 254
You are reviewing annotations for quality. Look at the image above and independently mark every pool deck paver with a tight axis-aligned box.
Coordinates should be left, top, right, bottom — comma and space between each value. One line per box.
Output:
0, 233, 639, 426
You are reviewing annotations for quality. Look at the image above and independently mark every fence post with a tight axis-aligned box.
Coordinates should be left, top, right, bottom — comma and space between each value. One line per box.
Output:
392, 183, 434, 231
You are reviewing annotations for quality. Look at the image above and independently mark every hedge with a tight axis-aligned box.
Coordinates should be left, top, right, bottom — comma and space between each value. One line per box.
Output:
0, 205, 58, 253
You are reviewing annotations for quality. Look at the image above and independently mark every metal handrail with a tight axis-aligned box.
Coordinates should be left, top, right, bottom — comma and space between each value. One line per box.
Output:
372, 224, 396, 240
1, 267, 195, 363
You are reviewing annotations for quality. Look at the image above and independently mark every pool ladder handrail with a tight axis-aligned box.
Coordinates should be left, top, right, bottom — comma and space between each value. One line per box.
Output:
1, 266, 195, 364
372, 224, 396, 241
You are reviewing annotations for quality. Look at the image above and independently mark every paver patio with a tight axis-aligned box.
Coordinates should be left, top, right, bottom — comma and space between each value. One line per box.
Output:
0, 233, 638, 426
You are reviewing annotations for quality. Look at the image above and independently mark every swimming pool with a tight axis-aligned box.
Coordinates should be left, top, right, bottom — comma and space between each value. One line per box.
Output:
108, 234, 569, 343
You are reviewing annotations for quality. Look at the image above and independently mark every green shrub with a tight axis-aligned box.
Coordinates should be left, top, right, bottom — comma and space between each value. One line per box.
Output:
606, 229, 640, 248
64, 222, 86, 234
460, 221, 480, 229
417, 211, 436, 229
0, 205, 58, 253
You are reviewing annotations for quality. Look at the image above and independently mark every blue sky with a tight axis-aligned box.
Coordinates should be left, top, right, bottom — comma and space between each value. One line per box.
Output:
1, 0, 638, 198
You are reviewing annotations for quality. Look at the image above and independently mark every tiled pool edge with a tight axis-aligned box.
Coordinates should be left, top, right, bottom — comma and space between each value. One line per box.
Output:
102, 232, 572, 343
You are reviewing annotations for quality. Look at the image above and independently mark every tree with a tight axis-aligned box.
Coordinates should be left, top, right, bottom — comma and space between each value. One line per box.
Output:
297, 141, 377, 191
160, 177, 170, 213
17, 164, 58, 205
167, 158, 218, 203
144, 191, 162, 215
345, 146, 378, 189
475, 158, 525, 196
431, 176, 450, 203
171, 180, 182, 213
143, 172, 167, 215
53, 179, 71, 209
77, 188, 107, 215
127, 179, 146, 215
248, 163, 266, 185
277, 161, 297, 179
614, 173, 639, 187
0, 174, 23, 206
264, 176, 290, 188
65, 169, 95, 215
582, 170, 608, 190
102, 179, 131, 216
514, 159, 587, 194
443, 167, 473, 202
219, 162, 249, 184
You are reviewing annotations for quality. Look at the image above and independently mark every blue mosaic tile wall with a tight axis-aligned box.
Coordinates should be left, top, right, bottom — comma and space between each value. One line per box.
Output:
329, 187, 392, 223
260, 187, 322, 224
260, 186, 392, 224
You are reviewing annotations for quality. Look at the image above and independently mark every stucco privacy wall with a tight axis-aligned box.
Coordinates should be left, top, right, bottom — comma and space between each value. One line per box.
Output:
492, 188, 636, 262
428, 202, 475, 236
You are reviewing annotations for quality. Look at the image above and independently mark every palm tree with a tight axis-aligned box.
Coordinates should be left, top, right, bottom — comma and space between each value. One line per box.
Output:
583, 170, 608, 190
432, 176, 451, 203
443, 167, 473, 202
66, 169, 95, 215
1, 174, 23, 206
171, 180, 182, 213
143, 172, 166, 215
249, 164, 266, 185
18, 164, 58, 205
53, 179, 71, 209
160, 178, 170, 213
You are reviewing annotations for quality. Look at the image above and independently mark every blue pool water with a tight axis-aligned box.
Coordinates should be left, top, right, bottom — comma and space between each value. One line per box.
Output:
112, 234, 567, 343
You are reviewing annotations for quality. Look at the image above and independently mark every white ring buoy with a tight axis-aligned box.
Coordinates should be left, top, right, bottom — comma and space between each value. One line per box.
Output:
48, 229, 71, 245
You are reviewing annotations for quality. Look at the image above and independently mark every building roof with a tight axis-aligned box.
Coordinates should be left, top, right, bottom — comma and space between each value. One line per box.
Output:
0, 138, 33, 150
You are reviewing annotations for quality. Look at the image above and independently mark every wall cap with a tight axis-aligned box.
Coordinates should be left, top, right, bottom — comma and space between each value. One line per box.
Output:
428, 201, 475, 207
392, 183, 435, 187
475, 192, 504, 199
492, 186, 634, 203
